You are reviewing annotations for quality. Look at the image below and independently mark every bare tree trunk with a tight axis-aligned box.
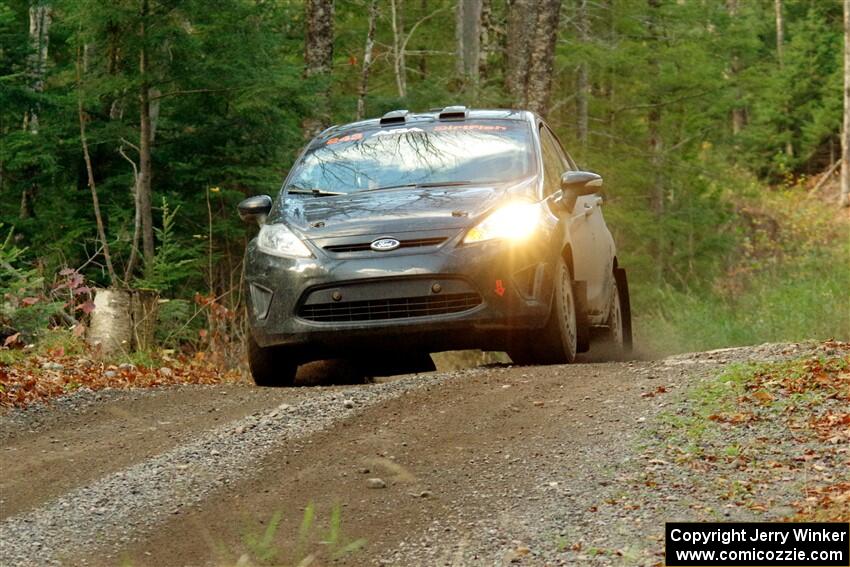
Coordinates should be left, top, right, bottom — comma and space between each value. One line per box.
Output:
842, 0, 850, 207
506, 0, 535, 107
130, 289, 158, 351
603, 0, 615, 152
478, 0, 493, 78
455, 0, 465, 77
148, 87, 161, 142
77, 43, 117, 285
24, 2, 51, 133
726, 0, 746, 135
20, 2, 52, 220
119, 142, 142, 281
775, 0, 793, 158
304, 0, 335, 135
525, 0, 562, 116
87, 288, 132, 358
390, 0, 407, 98
456, 0, 482, 83
418, 0, 428, 78
575, 0, 589, 147
305, 0, 335, 76
138, 0, 155, 270
774, 0, 784, 68
648, 0, 664, 282
356, 0, 378, 120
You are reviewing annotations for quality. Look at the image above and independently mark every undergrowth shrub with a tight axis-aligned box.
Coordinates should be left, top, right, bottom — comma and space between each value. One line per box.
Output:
639, 188, 850, 355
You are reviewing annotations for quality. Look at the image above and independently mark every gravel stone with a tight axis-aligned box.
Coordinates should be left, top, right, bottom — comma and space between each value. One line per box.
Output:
0, 369, 470, 566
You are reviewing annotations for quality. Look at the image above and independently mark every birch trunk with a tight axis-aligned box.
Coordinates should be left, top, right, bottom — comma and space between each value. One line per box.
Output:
390, 0, 407, 98
87, 289, 159, 356
841, 0, 850, 207
87, 289, 133, 358
20, 2, 52, 220
356, 0, 378, 120
25, 2, 51, 133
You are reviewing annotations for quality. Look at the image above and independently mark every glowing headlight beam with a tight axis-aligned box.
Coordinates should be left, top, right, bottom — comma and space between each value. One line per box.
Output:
463, 201, 542, 244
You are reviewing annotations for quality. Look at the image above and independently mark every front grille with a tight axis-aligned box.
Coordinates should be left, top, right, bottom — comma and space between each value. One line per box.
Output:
323, 237, 447, 253
299, 292, 482, 322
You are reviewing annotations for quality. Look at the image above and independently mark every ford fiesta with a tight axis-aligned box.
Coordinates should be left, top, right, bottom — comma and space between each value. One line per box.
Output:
237, 107, 632, 386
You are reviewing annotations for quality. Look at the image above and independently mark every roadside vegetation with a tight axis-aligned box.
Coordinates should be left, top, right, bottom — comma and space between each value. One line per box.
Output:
1, 0, 848, 392
639, 181, 850, 355
650, 343, 849, 522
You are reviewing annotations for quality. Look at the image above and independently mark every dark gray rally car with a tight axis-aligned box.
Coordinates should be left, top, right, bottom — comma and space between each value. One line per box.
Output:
237, 107, 631, 386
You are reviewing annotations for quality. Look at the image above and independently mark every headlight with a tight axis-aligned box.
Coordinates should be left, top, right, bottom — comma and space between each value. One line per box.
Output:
257, 223, 312, 258
463, 201, 543, 244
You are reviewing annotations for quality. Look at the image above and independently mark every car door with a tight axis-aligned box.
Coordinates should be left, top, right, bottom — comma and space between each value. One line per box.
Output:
540, 125, 612, 315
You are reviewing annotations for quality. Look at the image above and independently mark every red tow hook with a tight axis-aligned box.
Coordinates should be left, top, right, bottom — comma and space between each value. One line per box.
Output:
494, 279, 506, 297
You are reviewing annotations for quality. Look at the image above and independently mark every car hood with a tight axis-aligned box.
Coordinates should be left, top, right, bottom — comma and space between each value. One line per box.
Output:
273, 184, 517, 238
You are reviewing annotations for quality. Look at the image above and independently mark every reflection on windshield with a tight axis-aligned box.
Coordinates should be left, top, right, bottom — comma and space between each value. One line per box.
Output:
286, 121, 533, 195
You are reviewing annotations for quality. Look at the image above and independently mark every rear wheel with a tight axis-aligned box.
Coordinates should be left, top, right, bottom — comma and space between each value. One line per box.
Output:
509, 257, 581, 365
247, 335, 297, 387
615, 267, 633, 353
606, 267, 633, 355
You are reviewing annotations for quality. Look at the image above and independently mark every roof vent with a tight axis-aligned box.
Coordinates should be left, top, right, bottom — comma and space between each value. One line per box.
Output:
380, 109, 409, 126
438, 106, 468, 121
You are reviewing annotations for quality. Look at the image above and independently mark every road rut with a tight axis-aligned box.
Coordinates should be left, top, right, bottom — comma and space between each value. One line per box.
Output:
1, 344, 818, 566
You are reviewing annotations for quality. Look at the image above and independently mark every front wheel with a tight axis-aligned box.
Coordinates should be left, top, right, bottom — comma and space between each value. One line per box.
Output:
509, 258, 581, 365
247, 335, 297, 387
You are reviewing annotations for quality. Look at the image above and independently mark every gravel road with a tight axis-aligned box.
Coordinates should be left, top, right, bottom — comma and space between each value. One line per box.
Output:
0, 342, 835, 566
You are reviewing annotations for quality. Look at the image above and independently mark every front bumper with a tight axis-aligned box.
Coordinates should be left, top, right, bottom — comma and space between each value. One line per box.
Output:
245, 229, 558, 358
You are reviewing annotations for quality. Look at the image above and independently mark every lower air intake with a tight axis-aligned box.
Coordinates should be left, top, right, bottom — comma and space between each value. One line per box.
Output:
299, 292, 482, 322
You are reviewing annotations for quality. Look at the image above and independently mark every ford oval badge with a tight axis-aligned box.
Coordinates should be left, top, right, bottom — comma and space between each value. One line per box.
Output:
370, 238, 400, 251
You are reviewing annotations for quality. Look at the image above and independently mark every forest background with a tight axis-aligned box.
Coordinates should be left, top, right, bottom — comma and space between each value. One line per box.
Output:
1, 0, 848, 371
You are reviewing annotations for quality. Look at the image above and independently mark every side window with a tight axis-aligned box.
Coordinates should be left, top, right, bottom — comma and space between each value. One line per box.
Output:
539, 126, 565, 196
544, 125, 574, 170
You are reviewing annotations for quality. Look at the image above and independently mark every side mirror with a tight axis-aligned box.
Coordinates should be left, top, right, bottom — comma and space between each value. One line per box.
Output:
237, 195, 272, 224
554, 171, 603, 213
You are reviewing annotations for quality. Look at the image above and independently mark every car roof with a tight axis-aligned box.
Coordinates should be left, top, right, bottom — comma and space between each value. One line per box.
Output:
312, 108, 538, 146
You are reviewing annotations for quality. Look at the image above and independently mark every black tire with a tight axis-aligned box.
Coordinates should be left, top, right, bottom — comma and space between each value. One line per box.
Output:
509, 257, 581, 365
611, 267, 633, 354
247, 334, 297, 387
574, 280, 591, 353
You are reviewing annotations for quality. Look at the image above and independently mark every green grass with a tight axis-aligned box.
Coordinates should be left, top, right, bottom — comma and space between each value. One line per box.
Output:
657, 355, 848, 450
638, 248, 850, 356
655, 362, 754, 447
0, 328, 85, 366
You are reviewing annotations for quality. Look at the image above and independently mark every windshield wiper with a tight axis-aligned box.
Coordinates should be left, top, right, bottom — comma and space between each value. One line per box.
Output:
287, 188, 346, 197
360, 180, 476, 193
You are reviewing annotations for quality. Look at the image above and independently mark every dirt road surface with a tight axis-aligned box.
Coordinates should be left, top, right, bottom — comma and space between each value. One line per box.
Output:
0, 343, 828, 566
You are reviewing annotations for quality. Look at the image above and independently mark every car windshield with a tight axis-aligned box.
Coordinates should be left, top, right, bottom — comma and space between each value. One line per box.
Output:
284, 120, 534, 195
